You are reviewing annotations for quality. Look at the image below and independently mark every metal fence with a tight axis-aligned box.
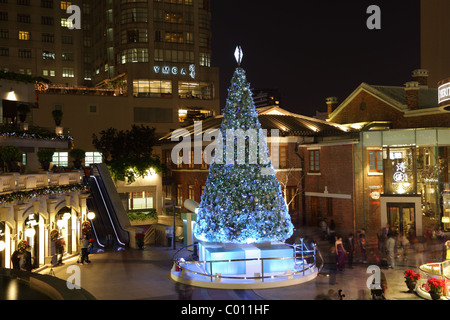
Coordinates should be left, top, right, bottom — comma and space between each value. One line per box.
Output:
172, 239, 322, 283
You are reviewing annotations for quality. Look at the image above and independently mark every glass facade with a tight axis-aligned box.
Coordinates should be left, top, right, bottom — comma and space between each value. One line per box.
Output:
359, 129, 450, 235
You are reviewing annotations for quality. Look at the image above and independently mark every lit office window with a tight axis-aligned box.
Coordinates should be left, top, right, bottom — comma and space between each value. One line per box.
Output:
61, 1, 72, 10
62, 68, 74, 78
178, 81, 213, 100
61, 18, 73, 28
133, 80, 172, 98
18, 31, 30, 40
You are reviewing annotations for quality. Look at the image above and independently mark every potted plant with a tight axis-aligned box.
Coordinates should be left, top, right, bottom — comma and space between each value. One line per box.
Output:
82, 220, 92, 235
17, 103, 30, 123
423, 278, 446, 300
50, 229, 59, 241
37, 148, 54, 171
404, 270, 420, 293
52, 109, 63, 126
69, 148, 85, 169
18, 240, 27, 254
1, 145, 22, 172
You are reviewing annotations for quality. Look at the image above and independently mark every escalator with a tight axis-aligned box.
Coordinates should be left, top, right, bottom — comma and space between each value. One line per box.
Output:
85, 164, 130, 251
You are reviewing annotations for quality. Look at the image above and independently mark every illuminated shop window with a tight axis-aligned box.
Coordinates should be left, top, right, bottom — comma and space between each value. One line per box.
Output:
85, 152, 102, 166
178, 108, 214, 123
178, 81, 213, 100
53, 152, 68, 167
133, 80, 172, 98
128, 191, 154, 210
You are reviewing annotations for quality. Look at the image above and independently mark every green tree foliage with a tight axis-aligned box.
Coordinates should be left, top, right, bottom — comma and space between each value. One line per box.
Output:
92, 125, 164, 183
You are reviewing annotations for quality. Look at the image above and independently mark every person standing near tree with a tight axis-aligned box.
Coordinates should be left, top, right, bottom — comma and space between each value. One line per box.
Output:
386, 233, 396, 269
335, 236, 347, 271
359, 229, 368, 263
80, 234, 90, 264
21, 245, 32, 272
344, 233, 355, 268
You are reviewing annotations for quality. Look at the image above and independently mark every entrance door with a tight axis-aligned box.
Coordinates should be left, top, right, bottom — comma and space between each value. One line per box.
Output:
387, 203, 415, 235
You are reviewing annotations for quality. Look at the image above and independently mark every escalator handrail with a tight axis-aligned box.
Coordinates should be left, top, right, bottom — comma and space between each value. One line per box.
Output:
93, 164, 130, 241
90, 168, 130, 242
90, 175, 127, 246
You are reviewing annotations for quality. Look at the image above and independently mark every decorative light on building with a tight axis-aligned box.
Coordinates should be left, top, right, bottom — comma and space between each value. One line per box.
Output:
87, 211, 96, 220
393, 162, 408, 183
6, 89, 17, 101
0, 241, 5, 252
25, 227, 35, 238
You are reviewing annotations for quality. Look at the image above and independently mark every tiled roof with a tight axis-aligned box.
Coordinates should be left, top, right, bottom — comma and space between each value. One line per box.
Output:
160, 108, 350, 141
371, 85, 438, 109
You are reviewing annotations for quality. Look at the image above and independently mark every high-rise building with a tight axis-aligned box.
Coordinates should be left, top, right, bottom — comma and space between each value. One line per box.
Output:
0, 0, 84, 86
0, 0, 220, 152
421, 0, 450, 87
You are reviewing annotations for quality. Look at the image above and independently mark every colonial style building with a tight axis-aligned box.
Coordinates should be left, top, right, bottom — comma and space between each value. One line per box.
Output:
321, 69, 450, 242
0, 78, 89, 270
160, 106, 352, 228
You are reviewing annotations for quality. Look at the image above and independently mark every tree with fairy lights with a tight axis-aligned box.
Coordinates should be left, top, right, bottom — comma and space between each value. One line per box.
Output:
194, 47, 294, 244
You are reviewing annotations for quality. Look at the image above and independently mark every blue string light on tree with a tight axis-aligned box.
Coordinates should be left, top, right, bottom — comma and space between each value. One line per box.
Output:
194, 47, 294, 244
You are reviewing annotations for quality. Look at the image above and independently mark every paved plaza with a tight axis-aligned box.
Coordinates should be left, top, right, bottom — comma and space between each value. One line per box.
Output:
37, 227, 433, 301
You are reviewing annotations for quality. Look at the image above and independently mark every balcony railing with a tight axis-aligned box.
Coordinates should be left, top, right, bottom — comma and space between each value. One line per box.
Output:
0, 171, 82, 194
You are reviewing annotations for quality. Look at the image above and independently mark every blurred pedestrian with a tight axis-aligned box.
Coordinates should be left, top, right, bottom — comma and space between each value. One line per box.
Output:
386, 233, 396, 269
21, 245, 32, 272
11, 250, 21, 270
344, 233, 355, 268
399, 233, 410, 262
380, 223, 390, 254
359, 229, 368, 263
328, 219, 336, 244
11, 250, 22, 277
444, 240, 450, 261
319, 218, 328, 241
413, 237, 425, 267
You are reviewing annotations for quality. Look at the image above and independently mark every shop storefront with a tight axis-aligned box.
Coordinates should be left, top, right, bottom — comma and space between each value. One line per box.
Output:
358, 128, 450, 236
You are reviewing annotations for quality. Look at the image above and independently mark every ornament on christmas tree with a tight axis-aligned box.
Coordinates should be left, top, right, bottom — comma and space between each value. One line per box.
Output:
194, 48, 294, 244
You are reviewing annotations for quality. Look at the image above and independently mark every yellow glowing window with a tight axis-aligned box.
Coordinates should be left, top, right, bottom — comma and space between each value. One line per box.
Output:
18, 31, 30, 40
61, 1, 72, 10
61, 18, 73, 28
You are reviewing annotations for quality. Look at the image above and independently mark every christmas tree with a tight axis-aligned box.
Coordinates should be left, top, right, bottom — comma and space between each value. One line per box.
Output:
194, 48, 294, 244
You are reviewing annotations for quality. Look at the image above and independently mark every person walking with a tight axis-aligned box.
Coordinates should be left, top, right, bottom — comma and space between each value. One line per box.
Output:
21, 245, 33, 272
335, 236, 347, 271
386, 233, 396, 269
359, 229, 368, 263
80, 235, 90, 264
443, 240, 450, 261
11, 250, 21, 277
344, 233, 355, 268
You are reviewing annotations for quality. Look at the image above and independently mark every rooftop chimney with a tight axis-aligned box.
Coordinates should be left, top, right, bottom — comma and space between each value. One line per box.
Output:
412, 69, 429, 88
326, 97, 339, 116
405, 81, 420, 110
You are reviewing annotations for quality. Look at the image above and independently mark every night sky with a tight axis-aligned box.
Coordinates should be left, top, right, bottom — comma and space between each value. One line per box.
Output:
211, 0, 421, 117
